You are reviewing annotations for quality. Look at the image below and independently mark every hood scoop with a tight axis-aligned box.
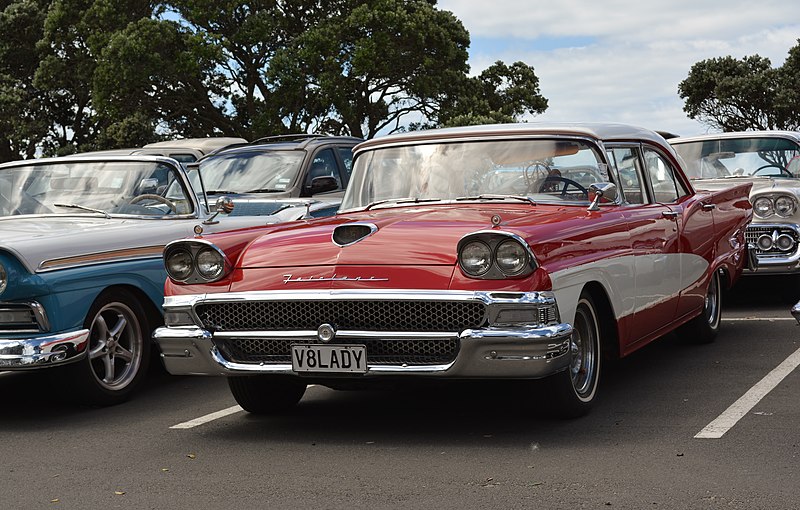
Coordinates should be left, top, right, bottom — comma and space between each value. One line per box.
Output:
332, 223, 377, 247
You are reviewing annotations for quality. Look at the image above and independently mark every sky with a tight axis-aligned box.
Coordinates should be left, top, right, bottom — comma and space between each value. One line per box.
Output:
437, 0, 800, 137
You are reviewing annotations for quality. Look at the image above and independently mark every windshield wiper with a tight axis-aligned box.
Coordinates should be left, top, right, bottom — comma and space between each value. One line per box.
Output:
244, 188, 285, 193
53, 203, 111, 219
204, 190, 241, 195
363, 197, 443, 210
455, 194, 537, 205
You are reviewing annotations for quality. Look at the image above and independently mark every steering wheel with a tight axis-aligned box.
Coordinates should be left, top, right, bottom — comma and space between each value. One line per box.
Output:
129, 194, 177, 213
754, 164, 792, 177
538, 176, 589, 197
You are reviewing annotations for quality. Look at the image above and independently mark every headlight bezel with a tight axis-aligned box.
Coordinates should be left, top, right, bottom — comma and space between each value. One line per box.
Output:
752, 194, 798, 219
163, 240, 232, 284
457, 231, 537, 280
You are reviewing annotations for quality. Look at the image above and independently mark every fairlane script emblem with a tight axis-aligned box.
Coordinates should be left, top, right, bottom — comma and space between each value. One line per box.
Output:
282, 274, 389, 284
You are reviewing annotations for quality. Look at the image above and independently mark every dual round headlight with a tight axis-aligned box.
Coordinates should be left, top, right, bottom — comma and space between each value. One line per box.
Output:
459, 236, 532, 278
165, 243, 228, 282
753, 195, 796, 218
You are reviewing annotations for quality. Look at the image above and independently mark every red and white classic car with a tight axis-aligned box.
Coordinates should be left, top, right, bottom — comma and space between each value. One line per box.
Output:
154, 123, 754, 417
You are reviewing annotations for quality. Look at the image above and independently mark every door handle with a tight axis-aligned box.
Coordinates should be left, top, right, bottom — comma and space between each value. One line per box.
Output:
702, 203, 716, 211
662, 211, 678, 219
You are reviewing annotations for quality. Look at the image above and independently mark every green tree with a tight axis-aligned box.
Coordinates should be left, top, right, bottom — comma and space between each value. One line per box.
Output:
0, 0, 50, 161
33, 0, 162, 155
679, 42, 800, 131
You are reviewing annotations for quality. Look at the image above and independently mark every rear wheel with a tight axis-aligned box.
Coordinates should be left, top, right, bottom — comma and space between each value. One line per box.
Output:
228, 376, 307, 414
546, 291, 601, 418
681, 269, 721, 344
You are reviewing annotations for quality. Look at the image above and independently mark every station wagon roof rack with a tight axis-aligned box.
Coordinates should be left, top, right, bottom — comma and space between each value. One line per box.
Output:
248, 134, 325, 145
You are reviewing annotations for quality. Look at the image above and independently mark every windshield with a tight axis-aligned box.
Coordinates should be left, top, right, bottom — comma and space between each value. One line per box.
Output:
192, 150, 305, 193
672, 137, 800, 180
341, 139, 608, 210
0, 160, 193, 217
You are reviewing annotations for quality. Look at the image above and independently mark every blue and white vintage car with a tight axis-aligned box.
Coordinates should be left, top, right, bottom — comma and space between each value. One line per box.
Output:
0, 154, 342, 405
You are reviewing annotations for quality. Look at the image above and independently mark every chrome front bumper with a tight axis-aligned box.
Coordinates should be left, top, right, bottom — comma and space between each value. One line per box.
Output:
0, 329, 90, 368
154, 290, 574, 380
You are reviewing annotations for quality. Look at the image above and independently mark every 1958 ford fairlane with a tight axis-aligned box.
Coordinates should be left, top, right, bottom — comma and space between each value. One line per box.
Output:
154, 123, 754, 417
0, 134, 359, 405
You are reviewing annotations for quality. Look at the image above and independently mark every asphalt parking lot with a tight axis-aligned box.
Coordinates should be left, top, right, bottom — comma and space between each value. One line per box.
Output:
2, 277, 798, 509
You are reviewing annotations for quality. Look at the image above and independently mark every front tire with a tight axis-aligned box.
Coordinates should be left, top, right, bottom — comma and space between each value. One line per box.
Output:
546, 292, 602, 418
64, 289, 151, 406
228, 376, 307, 415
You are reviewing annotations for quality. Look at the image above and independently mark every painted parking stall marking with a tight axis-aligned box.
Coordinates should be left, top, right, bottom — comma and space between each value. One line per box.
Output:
695, 345, 800, 439
170, 405, 243, 429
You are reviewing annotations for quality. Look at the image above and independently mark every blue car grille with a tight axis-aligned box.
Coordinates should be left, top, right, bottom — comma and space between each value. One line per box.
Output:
0, 304, 41, 332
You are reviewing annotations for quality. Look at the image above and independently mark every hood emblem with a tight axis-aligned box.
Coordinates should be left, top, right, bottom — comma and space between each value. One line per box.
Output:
283, 274, 389, 284
332, 223, 378, 247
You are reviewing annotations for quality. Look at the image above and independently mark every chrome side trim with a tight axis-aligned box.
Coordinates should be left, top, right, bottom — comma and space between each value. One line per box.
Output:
38, 245, 165, 272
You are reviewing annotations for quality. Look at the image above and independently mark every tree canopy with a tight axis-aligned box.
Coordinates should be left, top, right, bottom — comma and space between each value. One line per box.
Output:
679, 40, 800, 132
0, 0, 548, 161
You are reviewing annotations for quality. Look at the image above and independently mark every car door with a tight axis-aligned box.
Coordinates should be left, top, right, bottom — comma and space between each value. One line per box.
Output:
607, 146, 682, 349
642, 146, 716, 320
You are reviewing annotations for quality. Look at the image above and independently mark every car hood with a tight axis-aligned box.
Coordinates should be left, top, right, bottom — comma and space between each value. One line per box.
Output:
0, 216, 198, 273
237, 204, 575, 268
692, 177, 800, 194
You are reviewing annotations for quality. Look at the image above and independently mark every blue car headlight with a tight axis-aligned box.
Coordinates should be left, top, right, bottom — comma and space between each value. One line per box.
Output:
0, 262, 7, 295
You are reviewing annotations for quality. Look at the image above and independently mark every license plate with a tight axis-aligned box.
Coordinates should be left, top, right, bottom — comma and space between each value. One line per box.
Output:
291, 344, 367, 374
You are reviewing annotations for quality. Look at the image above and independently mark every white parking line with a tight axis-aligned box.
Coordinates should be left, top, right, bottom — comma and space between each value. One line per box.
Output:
170, 405, 243, 429
695, 345, 800, 439
722, 317, 796, 321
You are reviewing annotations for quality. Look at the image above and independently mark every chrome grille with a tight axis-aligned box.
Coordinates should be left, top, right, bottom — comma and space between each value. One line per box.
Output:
745, 225, 800, 257
218, 337, 459, 365
0, 304, 40, 332
195, 300, 487, 332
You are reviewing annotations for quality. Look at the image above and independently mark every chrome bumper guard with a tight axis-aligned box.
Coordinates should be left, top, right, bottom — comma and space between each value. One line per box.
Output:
154, 290, 574, 379
0, 329, 90, 368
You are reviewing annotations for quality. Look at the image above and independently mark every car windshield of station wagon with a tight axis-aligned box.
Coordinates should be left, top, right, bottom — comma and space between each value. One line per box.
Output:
341, 139, 609, 210
192, 150, 306, 194
672, 137, 800, 180
0, 161, 193, 217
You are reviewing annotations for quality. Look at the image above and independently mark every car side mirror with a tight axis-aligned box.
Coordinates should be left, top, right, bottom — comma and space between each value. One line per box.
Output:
309, 176, 338, 195
587, 183, 617, 211
202, 196, 234, 225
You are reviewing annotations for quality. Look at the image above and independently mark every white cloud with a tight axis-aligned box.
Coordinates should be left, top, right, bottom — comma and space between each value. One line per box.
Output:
439, 0, 800, 136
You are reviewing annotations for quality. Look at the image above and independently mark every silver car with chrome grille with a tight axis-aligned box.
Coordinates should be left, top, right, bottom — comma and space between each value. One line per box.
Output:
670, 131, 800, 274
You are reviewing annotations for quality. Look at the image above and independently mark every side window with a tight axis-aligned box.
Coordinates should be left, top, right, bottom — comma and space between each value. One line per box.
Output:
607, 147, 647, 204
644, 147, 685, 203
337, 147, 354, 183
305, 149, 342, 190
